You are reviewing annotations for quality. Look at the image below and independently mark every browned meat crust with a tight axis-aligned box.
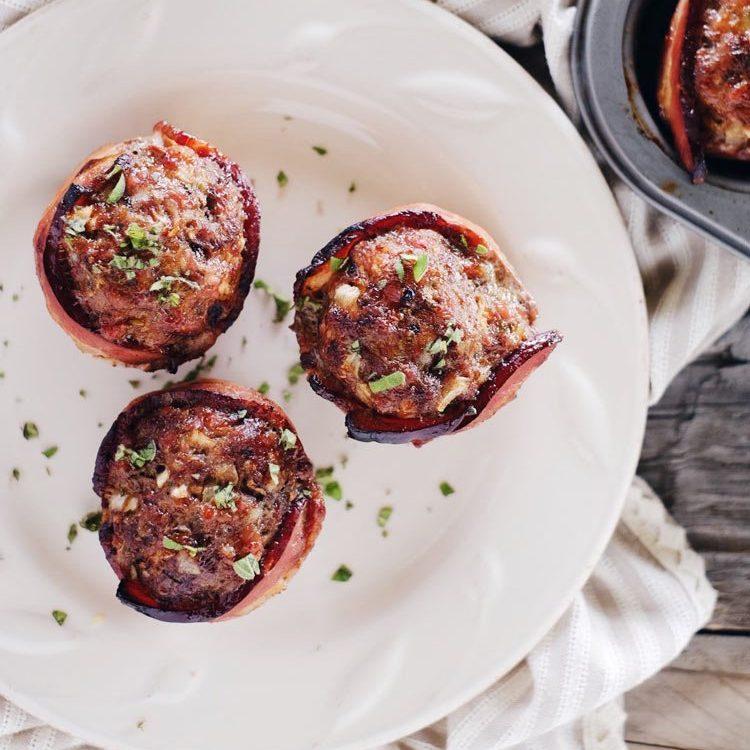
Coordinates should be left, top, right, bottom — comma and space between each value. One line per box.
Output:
293, 204, 561, 445
659, 0, 750, 179
35, 122, 260, 372
93, 380, 324, 622
695, 0, 750, 159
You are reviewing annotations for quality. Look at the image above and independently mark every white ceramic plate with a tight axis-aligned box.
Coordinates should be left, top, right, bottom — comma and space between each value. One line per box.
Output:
0, 1, 648, 748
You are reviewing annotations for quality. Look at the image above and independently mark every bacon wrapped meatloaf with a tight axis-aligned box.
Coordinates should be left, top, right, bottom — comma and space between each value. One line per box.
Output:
293, 204, 561, 445
659, 0, 750, 181
93, 380, 324, 622
34, 122, 260, 371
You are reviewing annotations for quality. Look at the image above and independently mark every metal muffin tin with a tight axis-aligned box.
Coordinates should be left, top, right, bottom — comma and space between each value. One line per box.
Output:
572, 0, 750, 259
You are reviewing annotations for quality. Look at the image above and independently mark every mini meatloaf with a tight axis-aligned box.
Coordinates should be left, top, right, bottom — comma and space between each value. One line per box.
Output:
659, 0, 750, 180
93, 380, 324, 622
293, 204, 561, 445
34, 121, 260, 371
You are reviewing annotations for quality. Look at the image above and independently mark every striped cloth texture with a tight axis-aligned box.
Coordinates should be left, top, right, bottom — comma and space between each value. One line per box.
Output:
1, 1, 747, 749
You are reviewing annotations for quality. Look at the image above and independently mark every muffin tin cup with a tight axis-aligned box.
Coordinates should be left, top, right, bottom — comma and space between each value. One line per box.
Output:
572, 0, 750, 260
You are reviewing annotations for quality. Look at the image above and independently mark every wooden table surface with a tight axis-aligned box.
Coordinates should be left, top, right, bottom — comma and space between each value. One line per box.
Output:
625, 311, 750, 750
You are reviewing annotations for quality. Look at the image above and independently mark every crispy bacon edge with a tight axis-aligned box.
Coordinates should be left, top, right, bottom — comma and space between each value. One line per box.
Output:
33, 121, 261, 372
293, 203, 562, 447
658, 0, 708, 183
93, 378, 325, 623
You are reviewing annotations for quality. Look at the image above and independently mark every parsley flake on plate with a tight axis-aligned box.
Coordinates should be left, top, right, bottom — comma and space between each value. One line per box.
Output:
51, 610, 67, 626
80, 511, 102, 532
22, 421, 38, 439
331, 565, 352, 582
439, 481, 455, 497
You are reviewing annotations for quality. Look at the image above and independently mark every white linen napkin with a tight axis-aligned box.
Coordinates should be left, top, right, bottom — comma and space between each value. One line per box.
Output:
1, 1, 748, 749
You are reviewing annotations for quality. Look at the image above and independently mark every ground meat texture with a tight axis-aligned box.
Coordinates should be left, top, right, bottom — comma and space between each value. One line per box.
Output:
296, 226, 536, 419
47, 130, 248, 363
694, 0, 750, 158
95, 388, 315, 618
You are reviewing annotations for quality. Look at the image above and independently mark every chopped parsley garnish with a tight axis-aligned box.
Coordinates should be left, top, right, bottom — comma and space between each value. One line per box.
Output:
128, 379, 141, 388
106, 172, 126, 204
323, 481, 342, 501
11, 467, 20, 481
149, 275, 199, 306
315, 466, 334, 480
377, 506, 393, 529
412, 254, 429, 282
277, 170, 289, 187
110, 253, 157, 281
67, 523, 78, 547
125, 223, 160, 250
368, 371, 405, 393
212, 483, 237, 511
348, 181, 357, 193
345, 500, 354, 510
233, 552, 261, 580
162, 536, 205, 557
287, 362, 305, 385
254, 279, 292, 323
460, 235, 469, 249
439, 481, 455, 496
115, 440, 157, 468
258, 381, 270, 395
331, 565, 352, 582
476, 244, 489, 255
269, 462, 280, 486
22, 422, 39, 439
394, 258, 404, 282
51, 610, 68, 626
65, 212, 88, 235
105, 163, 122, 179
312, 145, 328, 155
79, 388, 87, 398
427, 325, 464, 362
279, 428, 297, 450
80, 511, 102, 532
282, 389, 293, 403
0, 370, 4, 379
42, 445, 58, 459
329, 256, 348, 272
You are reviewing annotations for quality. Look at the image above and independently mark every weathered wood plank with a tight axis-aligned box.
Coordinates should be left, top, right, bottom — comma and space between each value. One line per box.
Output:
639, 311, 750, 632
671, 634, 750, 675
625, 667, 750, 750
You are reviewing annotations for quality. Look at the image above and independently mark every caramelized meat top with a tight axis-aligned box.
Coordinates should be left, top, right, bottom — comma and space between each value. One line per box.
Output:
695, 0, 750, 157
96, 389, 315, 616
47, 131, 249, 363
295, 226, 536, 419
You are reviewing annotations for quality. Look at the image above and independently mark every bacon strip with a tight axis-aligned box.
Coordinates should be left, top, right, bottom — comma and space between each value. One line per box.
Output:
658, 0, 708, 182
